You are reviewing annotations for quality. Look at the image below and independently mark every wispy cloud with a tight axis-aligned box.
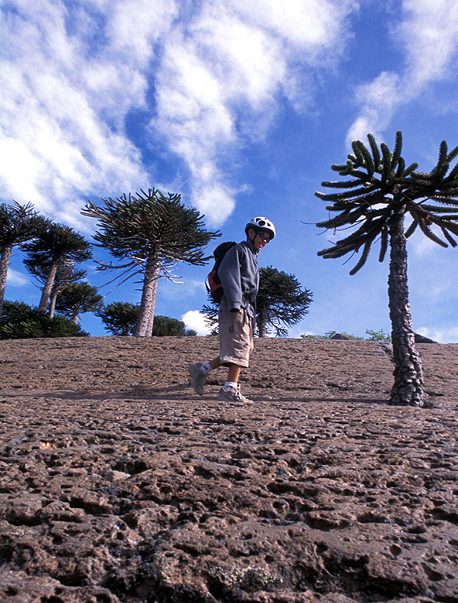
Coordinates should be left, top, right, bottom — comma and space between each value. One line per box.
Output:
0, 0, 175, 228
347, 0, 458, 145
153, 0, 356, 224
416, 325, 458, 344
5, 268, 28, 288
1, 0, 357, 228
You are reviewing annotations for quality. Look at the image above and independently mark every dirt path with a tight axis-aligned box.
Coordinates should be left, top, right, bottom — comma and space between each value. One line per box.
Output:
1, 337, 458, 602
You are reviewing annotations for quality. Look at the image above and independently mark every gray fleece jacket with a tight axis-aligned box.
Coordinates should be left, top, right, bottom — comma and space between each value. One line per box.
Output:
218, 240, 259, 318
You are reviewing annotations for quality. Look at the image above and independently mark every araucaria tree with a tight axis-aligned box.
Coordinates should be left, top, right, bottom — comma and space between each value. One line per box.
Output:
315, 131, 458, 407
55, 282, 103, 324
97, 302, 140, 336
202, 267, 312, 337
0, 201, 46, 316
257, 267, 313, 337
82, 188, 220, 337
23, 223, 93, 314
25, 258, 87, 319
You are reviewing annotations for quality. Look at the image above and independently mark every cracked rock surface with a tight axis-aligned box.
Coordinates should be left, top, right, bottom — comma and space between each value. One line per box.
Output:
1, 336, 458, 603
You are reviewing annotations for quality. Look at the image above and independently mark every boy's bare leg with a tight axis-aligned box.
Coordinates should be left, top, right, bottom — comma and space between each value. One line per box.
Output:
227, 363, 241, 384
209, 357, 221, 370
208, 359, 241, 383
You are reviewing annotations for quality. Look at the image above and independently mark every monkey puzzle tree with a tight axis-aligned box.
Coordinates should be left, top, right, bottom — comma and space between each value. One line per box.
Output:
23, 223, 92, 313
0, 201, 47, 316
97, 301, 140, 336
315, 131, 458, 407
25, 257, 87, 318
55, 282, 103, 324
257, 267, 313, 337
202, 266, 312, 337
82, 188, 220, 337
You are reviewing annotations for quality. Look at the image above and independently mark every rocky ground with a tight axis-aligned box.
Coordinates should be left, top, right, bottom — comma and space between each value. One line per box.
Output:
1, 336, 458, 603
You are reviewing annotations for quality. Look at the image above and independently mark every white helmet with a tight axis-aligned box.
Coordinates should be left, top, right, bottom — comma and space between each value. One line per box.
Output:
245, 216, 276, 240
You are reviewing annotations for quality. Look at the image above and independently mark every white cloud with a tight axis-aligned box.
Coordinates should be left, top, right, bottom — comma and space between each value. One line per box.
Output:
347, 0, 458, 145
0, 0, 173, 229
6, 269, 29, 288
396, 0, 458, 88
182, 310, 212, 335
346, 72, 400, 145
151, 0, 357, 224
416, 325, 458, 344
1, 0, 358, 229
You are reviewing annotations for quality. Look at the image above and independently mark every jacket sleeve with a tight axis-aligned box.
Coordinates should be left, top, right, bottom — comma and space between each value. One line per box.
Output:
218, 245, 243, 311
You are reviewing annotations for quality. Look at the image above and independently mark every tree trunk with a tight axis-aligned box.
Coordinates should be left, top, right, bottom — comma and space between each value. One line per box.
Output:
133, 253, 159, 337
38, 262, 58, 313
71, 306, 81, 324
257, 305, 268, 338
0, 245, 12, 317
49, 290, 57, 319
388, 210, 424, 406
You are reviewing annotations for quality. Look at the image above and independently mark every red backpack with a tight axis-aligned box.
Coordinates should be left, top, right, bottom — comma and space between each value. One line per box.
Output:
206, 241, 236, 303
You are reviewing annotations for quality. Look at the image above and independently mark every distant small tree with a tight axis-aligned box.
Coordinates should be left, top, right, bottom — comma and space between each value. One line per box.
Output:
0, 201, 47, 316
97, 302, 140, 336
97, 302, 194, 337
152, 315, 194, 336
202, 266, 312, 337
55, 282, 103, 324
257, 267, 313, 337
315, 131, 458, 406
82, 188, 220, 337
300, 329, 391, 341
366, 328, 391, 342
25, 258, 87, 319
324, 330, 363, 340
23, 223, 92, 314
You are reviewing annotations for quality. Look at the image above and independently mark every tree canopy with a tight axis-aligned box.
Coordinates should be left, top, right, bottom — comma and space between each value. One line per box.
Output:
0, 201, 48, 316
97, 301, 194, 337
23, 223, 92, 313
82, 188, 220, 336
316, 131, 458, 274
257, 266, 313, 337
97, 302, 140, 336
55, 282, 103, 324
0, 300, 88, 339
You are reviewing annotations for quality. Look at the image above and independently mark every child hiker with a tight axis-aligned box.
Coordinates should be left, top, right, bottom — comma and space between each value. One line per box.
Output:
188, 217, 276, 403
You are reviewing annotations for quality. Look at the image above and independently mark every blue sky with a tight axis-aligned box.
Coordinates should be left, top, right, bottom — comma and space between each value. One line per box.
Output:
1, 0, 458, 341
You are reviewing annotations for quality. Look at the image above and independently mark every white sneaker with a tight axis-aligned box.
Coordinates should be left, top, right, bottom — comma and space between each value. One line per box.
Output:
188, 363, 207, 395
218, 385, 253, 404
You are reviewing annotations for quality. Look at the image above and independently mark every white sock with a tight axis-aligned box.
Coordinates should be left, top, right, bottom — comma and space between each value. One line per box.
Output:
223, 382, 237, 391
199, 362, 212, 375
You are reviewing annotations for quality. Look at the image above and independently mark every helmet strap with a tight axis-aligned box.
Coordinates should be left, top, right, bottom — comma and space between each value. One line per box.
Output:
247, 228, 257, 246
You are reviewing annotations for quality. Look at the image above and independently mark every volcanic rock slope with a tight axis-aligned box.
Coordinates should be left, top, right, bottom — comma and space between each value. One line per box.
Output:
1, 336, 458, 603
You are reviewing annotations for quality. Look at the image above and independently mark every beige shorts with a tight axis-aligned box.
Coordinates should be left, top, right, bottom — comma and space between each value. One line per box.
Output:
219, 298, 254, 368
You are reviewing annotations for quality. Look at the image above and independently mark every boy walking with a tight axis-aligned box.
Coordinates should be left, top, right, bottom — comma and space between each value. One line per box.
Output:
188, 217, 276, 403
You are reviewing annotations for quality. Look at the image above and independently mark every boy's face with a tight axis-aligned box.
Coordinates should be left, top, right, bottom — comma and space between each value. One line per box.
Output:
248, 228, 270, 251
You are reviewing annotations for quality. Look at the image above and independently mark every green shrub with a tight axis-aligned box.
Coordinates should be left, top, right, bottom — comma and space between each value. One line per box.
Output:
0, 301, 88, 339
